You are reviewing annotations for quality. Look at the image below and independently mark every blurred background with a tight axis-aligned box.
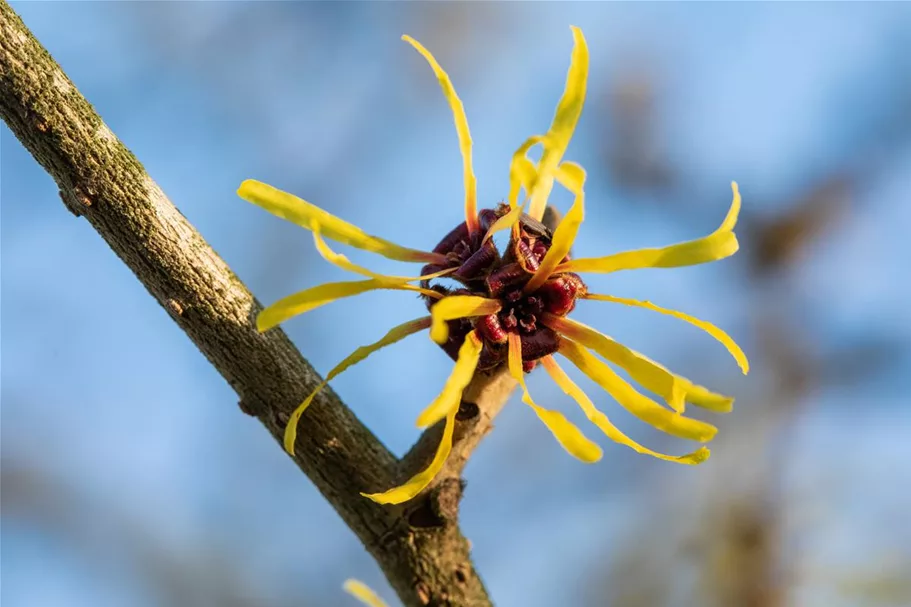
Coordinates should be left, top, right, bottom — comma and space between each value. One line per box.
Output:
3, 2, 910, 606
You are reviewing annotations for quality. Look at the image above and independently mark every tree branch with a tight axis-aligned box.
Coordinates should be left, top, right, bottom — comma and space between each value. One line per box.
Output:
0, 4, 514, 605
398, 370, 516, 526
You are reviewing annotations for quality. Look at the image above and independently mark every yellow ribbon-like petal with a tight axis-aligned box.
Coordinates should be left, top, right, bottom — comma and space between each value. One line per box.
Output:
416, 331, 483, 428
363, 331, 482, 504
483, 204, 525, 245
508, 135, 545, 209
507, 335, 602, 463
544, 314, 734, 413
363, 407, 457, 505
584, 294, 749, 374
343, 580, 389, 607
237, 179, 442, 263
559, 339, 718, 442
541, 356, 710, 464
554, 161, 586, 196
430, 295, 502, 344
312, 226, 456, 283
283, 317, 431, 455
258, 279, 440, 333
527, 26, 589, 221
560, 182, 742, 274
524, 162, 587, 293
402, 35, 479, 234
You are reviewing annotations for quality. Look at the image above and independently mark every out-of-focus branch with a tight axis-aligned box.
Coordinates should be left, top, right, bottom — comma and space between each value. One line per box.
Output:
745, 176, 851, 277
0, 4, 507, 605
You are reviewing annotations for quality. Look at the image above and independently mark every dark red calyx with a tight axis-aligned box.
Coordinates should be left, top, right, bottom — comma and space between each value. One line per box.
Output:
428, 207, 511, 285
476, 313, 507, 344
454, 240, 499, 281
538, 273, 586, 317
520, 326, 560, 361
478, 208, 501, 233
485, 262, 528, 297
514, 238, 541, 272
422, 204, 587, 374
432, 221, 470, 255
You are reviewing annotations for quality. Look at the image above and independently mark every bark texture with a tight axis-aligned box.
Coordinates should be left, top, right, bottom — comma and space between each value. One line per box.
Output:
1, 4, 514, 605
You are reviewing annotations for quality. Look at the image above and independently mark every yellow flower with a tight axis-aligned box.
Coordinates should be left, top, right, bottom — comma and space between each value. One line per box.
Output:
237, 26, 748, 506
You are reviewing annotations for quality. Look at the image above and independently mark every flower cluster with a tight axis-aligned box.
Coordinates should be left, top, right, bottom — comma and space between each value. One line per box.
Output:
237, 26, 748, 506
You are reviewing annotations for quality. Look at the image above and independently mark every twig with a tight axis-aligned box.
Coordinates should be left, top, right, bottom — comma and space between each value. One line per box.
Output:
0, 4, 513, 605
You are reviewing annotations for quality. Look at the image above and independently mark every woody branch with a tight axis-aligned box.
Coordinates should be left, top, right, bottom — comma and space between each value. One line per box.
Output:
0, 3, 514, 605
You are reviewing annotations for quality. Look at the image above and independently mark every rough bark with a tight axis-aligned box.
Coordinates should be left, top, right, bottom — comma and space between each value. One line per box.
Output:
0, 3, 514, 605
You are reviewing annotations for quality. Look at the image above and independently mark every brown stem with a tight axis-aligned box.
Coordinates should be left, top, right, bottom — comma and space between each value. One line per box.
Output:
0, 4, 513, 605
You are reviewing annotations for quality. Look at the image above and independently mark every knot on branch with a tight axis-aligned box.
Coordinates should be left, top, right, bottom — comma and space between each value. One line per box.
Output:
58, 187, 92, 217
407, 477, 465, 529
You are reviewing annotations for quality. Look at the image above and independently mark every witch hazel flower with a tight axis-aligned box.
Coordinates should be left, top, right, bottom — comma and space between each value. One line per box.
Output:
237, 26, 748, 505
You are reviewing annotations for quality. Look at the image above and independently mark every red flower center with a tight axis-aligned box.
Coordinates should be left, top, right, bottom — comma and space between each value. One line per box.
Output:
423, 207, 587, 372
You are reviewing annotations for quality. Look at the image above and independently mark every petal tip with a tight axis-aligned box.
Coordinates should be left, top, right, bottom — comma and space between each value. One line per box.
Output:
698, 424, 719, 442
429, 323, 450, 345
690, 446, 712, 464
584, 448, 604, 463
236, 179, 256, 198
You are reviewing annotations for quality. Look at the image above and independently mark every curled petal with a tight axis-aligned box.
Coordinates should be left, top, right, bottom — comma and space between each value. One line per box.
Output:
483, 204, 525, 244
258, 279, 441, 333
544, 314, 733, 413
555, 161, 586, 196
364, 407, 458, 505
343, 580, 389, 607
528, 26, 589, 221
684, 384, 738, 412
237, 180, 442, 263
559, 339, 718, 442
416, 331, 483, 428
508, 135, 544, 209
508, 335, 602, 463
584, 294, 749, 374
313, 227, 456, 282
283, 317, 431, 455
430, 295, 502, 344
541, 356, 710, 464
561, 182, 742, 274
402, 35, 479, 234
524, 162, 587, 293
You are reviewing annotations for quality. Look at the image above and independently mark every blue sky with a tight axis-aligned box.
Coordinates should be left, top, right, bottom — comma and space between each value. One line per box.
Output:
3, 3, 910, 606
